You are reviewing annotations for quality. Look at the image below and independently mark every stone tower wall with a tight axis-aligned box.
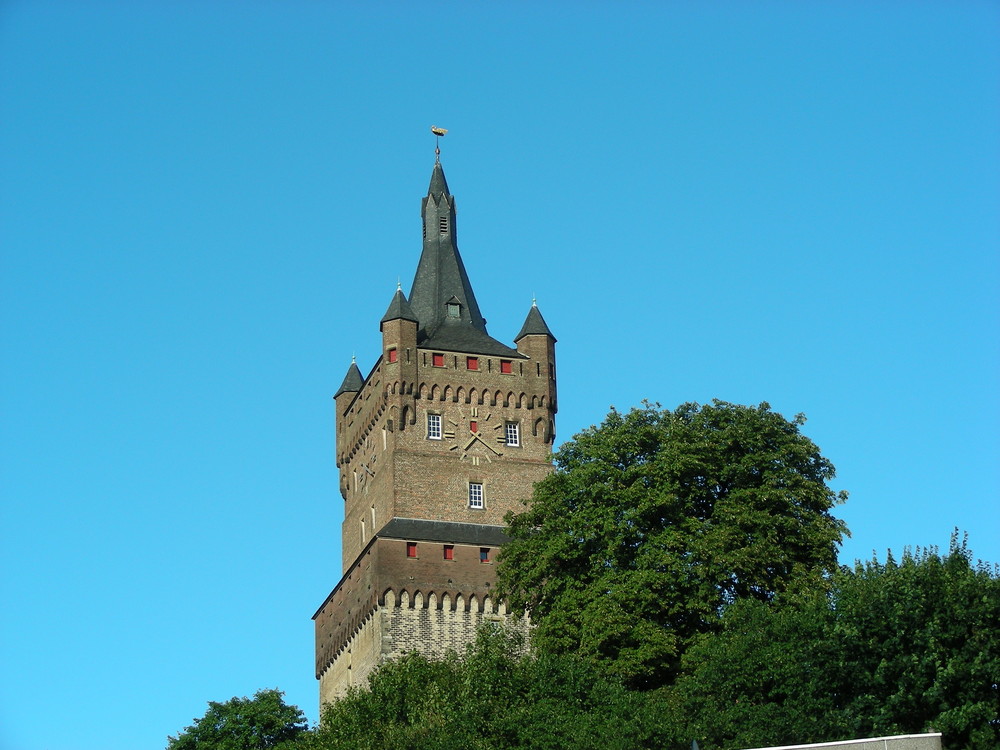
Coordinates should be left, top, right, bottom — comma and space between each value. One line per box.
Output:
315, 535, 529, 705
337, 345, 556, 567
318, 588, 530, 706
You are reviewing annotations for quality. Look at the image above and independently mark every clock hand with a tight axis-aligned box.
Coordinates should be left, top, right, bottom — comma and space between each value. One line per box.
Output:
470, 433, 501, 455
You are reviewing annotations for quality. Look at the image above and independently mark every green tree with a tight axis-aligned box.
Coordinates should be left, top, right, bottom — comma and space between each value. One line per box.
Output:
670, 595, 848, 749
312, 625, 676, 750
496, 401, 848, 688
167, 688, 309, 750
670, 533, 1000, 750
834, 534, 1000, 749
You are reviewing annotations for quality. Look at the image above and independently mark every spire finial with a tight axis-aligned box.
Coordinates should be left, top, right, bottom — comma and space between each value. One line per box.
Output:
430, 125, 447, 163
532, 293, 537, 307
397, 276, 401, 291
352, 353, 356, 364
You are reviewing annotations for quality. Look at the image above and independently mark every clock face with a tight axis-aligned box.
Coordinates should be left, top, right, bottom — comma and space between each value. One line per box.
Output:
447, 407, 503, 464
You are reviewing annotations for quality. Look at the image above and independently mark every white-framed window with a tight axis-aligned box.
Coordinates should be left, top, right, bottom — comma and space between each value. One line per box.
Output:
468, 482, 484, 509
505, 421, 520, 447
427, 413, 442, 440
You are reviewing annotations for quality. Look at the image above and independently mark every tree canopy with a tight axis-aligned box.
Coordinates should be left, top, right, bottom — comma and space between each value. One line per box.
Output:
172, 401, 999, 750
167, 689, 309, 750
496, 400, 848, 687
317, 535, 1000, 750
671, 533, 1000, 749
312, 625, 671, 750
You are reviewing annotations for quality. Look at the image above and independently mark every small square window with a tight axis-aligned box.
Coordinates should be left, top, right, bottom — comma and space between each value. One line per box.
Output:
480, 547, 490, 563
406, 542, 417, 558
432, 353, 444, 367
505, 422, 520, 447
443, 545, 454, 560
427, 414, 442, 440
470, 420, 478, 433
500, 359, 512, 374
468, 482, 484, 509
387, 348, 398, 363
466, 356, 479, 370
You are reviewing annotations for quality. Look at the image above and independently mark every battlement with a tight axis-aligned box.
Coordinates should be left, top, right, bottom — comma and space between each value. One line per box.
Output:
314, 520, 529, 704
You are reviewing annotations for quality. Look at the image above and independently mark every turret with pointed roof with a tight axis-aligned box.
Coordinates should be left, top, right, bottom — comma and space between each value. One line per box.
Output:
514, 301, 558, 414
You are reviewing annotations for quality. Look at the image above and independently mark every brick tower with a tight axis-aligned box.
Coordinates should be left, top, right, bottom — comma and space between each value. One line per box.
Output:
313, 158, 557, 705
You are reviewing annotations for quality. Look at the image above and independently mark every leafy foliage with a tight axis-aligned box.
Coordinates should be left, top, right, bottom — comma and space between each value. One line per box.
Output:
172, 400, 997, 750
167, 689, 309, 750
671, 596, 849, 749
312, 625, 676, 750
496, 401, 848, 687
833, 533, 1000, 748
671, 533, 1000, 749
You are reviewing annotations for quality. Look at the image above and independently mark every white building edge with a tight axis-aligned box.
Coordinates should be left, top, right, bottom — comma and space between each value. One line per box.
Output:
744, 732, 942, 750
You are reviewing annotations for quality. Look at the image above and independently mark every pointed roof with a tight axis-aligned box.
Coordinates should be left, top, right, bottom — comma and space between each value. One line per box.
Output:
407, 162, 522, 358
514, 302, 557, 342
427, 161, 450, 196
334, 360, 363, 398
379, 288, 418, 330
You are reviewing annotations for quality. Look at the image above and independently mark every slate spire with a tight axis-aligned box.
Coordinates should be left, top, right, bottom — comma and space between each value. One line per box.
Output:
409, 162, 487, 339
426, 160, 450, 197
406, 161, 520, 357
334, 359, 363, 398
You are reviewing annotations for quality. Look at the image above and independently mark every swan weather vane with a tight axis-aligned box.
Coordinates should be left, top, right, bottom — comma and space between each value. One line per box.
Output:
430, 125, 448, 162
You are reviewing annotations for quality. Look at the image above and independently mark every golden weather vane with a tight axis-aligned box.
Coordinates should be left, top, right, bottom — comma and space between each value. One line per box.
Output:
430, 125, 447, 162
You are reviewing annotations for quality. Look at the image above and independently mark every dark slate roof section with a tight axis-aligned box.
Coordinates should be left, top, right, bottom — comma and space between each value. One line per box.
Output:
409, 166, 486, 333
514, 303, 557, 343
379, 288, 419, 330
420, 322, 524, 358
333, 361, 363, 398
407, 161, 520, 357
375, 518, 510, 547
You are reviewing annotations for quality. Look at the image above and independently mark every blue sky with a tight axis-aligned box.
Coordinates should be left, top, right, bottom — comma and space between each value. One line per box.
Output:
1, 2, 997, 749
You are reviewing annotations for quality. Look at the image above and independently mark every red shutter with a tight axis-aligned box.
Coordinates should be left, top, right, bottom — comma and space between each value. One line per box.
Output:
500, 360, 512, 374
388, 349, 398, 363
467, 357, 478, 370
432, 353, 444, 367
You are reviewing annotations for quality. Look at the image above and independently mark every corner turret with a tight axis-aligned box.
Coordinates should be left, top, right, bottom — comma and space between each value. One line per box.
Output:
515, 302, 558, 426
380, 286, 418, 379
